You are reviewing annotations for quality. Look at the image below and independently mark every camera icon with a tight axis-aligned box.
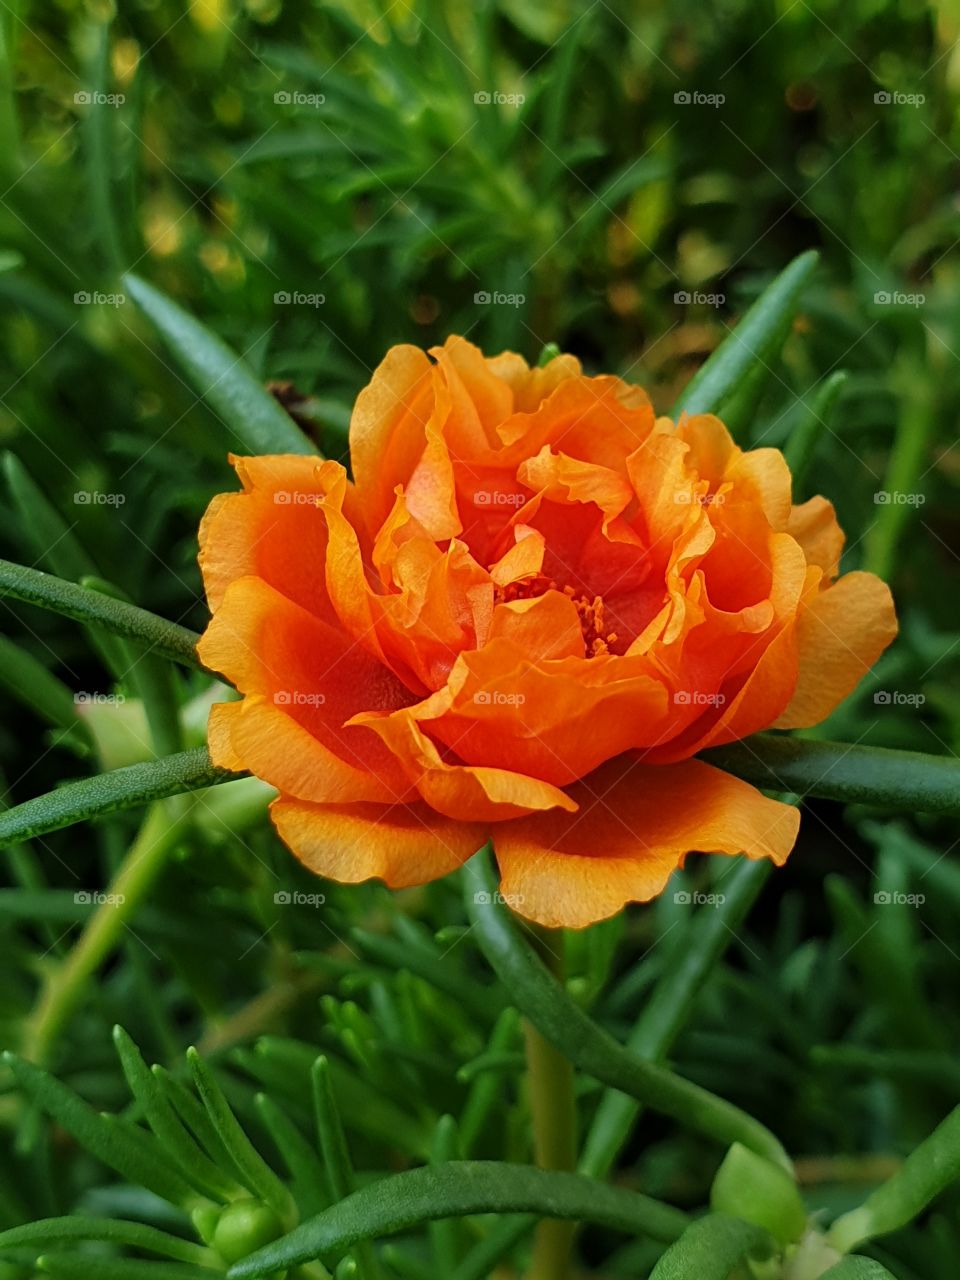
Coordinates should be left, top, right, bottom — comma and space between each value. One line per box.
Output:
673, 891, 692, 904
873, 291, 890, 305
474, 291, 491, 304
674, 290, 690, 304
274, 291, 291, 304
473, 890, 492, 904
74, 291, 91, 305
74, 91, 92, 105
474, 91, 491, 105
274, 890, 291, 904
274, 91, 292, 104
874, 91, 891, 105
74, 891, 92, 904
73, 491, 92, 504
274, 690, 292, 705
274, 491, 292, 505
674, 690, 691, 704
474, 690, 492, 704
874, 891, 891, 904
873, 491, 891, 505
674, 91, 691, 104
873, 690, 892, 704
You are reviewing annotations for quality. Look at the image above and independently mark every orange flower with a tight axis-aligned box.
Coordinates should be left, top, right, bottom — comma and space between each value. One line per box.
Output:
197, 337, 897, 928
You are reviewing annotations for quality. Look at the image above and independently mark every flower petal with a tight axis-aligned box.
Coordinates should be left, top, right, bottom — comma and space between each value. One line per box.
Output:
271, 797, 487, 889
775, 570, 898, 728
493, 756, 800, 928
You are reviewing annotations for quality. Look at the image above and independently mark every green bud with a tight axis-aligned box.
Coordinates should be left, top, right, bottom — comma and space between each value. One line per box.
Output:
213, 1197, 284, 1263
711, 1142, 807, 1246
191, 1205, 220, 1247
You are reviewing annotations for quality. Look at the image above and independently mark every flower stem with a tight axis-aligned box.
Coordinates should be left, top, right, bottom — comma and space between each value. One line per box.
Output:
23, 797, 196, 1065
524, 928, 577, 1280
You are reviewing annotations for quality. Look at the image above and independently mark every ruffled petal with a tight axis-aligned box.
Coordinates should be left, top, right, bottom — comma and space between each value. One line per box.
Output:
271, 797, 487, 889
493, 756, 800, 928
775, 571, 898, 728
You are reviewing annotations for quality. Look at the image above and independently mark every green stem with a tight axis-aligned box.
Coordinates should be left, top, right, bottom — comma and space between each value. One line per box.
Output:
23, 797, 197, 1065
524, 932, 577, 1280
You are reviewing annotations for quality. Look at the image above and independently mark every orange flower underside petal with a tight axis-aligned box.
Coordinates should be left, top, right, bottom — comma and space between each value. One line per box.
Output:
493, 756, 800, 928
270, 797, 487, 889
775, 570, 898, 729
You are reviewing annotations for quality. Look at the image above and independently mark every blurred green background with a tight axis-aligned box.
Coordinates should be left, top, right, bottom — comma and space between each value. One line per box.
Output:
0, 1, 959, 1277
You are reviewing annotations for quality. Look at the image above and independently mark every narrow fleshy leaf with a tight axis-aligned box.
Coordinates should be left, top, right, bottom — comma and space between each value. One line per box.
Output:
123, 273, 313, 456
648, 1213, 775, 1279
227, 1162, 690, 1278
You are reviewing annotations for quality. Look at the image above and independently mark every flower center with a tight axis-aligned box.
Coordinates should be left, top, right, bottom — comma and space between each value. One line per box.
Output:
494, 574, 620, 657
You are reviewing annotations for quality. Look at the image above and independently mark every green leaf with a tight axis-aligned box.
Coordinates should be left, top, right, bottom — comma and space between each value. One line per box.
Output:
710, 1143, 806, 1246
673, 250, 820, 429
113, 1027, 240, 1201
226, 1162, 690, 1278
3, 453, 131, 677
0, 748, 237, 851
3, 1053, 196, 1206
464, 850, 791, 1171
783, 369, 848, 489
122, 273, 313, 456
254, 1091, 330, 1217
703, 734, 960, 815
0, 634, 89, 746
0, 1217, 211, 1265
38, 1256, 217, 1280
827, 1103, 960, 1253
187, 1048, 295, 1222
0, 556, 202, 669
648, 1213, 774, 1279
580, 858, 770, 1179
820, 1259, 899, 1279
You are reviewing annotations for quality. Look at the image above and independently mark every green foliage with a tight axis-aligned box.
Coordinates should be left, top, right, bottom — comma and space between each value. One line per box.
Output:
0, 1, 959, 1278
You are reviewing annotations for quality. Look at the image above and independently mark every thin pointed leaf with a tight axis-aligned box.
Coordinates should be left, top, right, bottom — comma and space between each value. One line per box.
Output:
464, 851, 791, 1170
187, 1048, 294, 1221
123, 274, 313, 456
37, 1256, 216, 1280
227, 1163, 690, 1278
0, 748, 236, 850
0, 557, 201, 668
3, 1053, 196, 1206
0, 1217, 211, 1264
821, 1260, 899, 1279
784, 369, 848, 488
703, 734, 960, 815
673, 250, 820, 430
